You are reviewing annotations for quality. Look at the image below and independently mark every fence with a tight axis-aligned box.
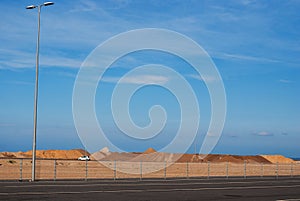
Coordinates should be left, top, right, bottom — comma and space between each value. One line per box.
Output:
0, 158, 299, 181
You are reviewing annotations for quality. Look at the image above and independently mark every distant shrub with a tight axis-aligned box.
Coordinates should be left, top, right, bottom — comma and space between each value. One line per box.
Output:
8, 160, 16, 164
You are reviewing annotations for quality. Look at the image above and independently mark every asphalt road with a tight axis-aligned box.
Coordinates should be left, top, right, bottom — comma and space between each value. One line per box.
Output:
1, 178, 300, 201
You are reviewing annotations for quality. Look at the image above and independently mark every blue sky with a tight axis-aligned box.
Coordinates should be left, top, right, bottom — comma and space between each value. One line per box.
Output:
0, 0, 299, 157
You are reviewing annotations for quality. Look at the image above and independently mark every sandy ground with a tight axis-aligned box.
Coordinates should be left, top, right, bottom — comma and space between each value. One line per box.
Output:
0, 158, 299, 181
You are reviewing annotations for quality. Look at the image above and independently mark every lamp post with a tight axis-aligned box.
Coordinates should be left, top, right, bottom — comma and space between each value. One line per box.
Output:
26, 1, 54, 182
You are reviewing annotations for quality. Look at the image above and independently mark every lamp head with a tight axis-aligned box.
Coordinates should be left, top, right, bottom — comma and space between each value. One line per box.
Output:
26, 5, 37, 9
43, 2, 54, 6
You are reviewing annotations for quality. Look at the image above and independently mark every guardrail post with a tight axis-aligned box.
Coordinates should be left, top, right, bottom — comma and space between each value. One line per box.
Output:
260, 163, 264, 178
164, 161, 167, 180
85, 159, 88, 181
113, 160, 117, 181
19, 159, 23, 181
54, 159, 57, 181
140, 161, 142, 181
186, 162, 189, 179
207, 161, 210, 179
244, 160, 246, 179
276, 162, 278, 179
226, 161, 229, 179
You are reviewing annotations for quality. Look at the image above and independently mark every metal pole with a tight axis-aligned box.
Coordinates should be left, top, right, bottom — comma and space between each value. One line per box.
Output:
54, 159, 57, 181
276, 162, 278, 179
164, 161, 167, 180
244, 160, 246, 179
85, 159, 88, 181
20, 159, 23, 181
261, 163, 264, 178
226, 161, 229, 179
186, 162, 189, 179
291, 163, 293, 178
114, 160, 116, 180
140, 161, 142, 181
207, 161, 210, 179
31, 5, 41, 182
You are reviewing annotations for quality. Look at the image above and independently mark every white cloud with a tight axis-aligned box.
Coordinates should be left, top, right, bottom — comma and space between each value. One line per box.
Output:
0, 48, 82, 69
102, 75, 170, 85
69, 0, 98, 13
1, 0, 299, 73
4, 80, 33, 86
213, 52, 280, 63
279, 79, 293, 84
187, 74, 220, 83
253, 131, 274, 136
40, 55, 82, 69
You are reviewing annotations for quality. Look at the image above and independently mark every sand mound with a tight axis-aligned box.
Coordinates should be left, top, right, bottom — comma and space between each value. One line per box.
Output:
90, 149, 276, 164
100, 152, 139, 161
174, 154, 272, 164
143, 148, 157, 154
91, 147, 111, 160
21, 149, 88, 159
0, 151, 31, 158
202, 154, 272, 164
0, 152, 17, 158
130, 152, 182, 162
260, 155, 295, 164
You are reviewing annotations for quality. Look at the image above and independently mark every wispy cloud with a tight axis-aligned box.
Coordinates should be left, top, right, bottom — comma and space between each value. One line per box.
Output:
279, 79, 293, 84
1, 0, 299, 73
0, 49, 33, 69
0, 48, 82, 69
3, 80, 33, 86
69, 0, 98, 13
56, 71, 78, 78
102, 74, 170, 85
253, 131, 274, 137
40, 55, 82, 69
213, 52, 280, 63
187, 74, 220, 83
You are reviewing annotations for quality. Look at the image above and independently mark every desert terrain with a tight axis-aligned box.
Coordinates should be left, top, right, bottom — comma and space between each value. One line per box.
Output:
0, 148, 299, 180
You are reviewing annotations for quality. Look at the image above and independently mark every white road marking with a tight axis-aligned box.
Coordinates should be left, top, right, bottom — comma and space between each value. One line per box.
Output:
277, 199, 300, 201
1, 184, 300, 196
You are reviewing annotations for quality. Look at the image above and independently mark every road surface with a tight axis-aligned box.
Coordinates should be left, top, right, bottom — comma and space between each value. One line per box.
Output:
1, 177, 300, 200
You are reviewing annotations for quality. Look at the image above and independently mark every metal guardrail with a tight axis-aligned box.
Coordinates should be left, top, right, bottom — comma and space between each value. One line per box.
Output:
0, 158, 299, 181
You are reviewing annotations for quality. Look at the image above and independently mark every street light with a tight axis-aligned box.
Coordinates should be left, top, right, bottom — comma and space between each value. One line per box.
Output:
26, 1, 54, 182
